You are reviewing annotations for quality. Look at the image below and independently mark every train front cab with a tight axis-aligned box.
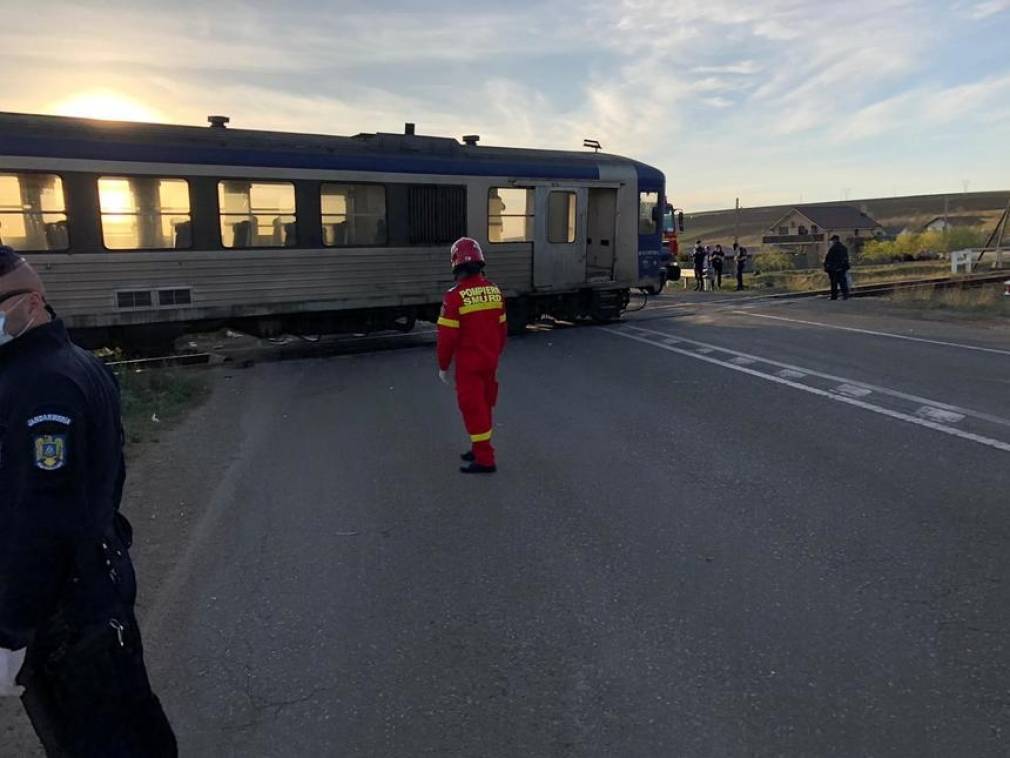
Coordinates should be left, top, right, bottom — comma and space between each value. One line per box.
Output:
634, 165, 667, 294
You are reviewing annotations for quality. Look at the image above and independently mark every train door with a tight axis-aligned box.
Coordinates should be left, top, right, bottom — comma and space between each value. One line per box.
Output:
533, 186, 587, 289
586, 188, 618, 282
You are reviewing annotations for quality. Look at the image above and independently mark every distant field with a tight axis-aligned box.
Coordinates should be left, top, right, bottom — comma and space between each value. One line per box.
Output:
680, 190, 1009, 249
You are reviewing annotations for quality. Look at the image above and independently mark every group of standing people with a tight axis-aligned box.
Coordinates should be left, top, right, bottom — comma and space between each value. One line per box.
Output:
692, 241, 749, 292
688, 235, 851, 301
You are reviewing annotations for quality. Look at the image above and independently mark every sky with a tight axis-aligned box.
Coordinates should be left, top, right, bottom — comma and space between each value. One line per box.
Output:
2, 0, 1009, 211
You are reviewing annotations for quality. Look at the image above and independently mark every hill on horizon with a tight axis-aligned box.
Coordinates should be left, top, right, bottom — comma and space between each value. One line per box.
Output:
681, 190, 1010, 250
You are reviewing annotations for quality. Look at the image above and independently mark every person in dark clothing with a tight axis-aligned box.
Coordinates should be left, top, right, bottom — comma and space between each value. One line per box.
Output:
0, 247, 176, 757
692, 241, 706, 291
734, 244, 749, 290
824, 235, 850, 300
710, 244, 725, 289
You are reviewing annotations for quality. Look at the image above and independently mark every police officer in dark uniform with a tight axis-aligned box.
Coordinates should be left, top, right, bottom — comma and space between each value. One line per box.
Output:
734, 243, 749, 291
824, 234, 851, 300
0, 247, 176, 756
692, 241, 707, 291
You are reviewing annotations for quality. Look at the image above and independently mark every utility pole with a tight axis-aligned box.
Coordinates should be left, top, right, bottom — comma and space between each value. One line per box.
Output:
943, 194, 949, 251
734, 197, 740, 247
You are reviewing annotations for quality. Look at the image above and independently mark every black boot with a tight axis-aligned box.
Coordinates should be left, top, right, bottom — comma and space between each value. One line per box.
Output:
460, 451, 475, 462
460, 462, 497, 474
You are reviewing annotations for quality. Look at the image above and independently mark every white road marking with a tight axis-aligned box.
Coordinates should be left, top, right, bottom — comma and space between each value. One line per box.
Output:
778, 369, 807, 380
696, 347, 714, 354
624, 325, 1010, 430
603, 327, 1010, 454
642, 292, 808, 316
735, 311, 1010, 357
834, 384, 873, 398
916, 407, 966, 424
663, 337, 682, 345
730, 356, 756, 365
647, 294, 777, 311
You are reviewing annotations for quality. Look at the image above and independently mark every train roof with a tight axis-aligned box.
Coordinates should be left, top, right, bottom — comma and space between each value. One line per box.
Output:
0, 111, 664, 186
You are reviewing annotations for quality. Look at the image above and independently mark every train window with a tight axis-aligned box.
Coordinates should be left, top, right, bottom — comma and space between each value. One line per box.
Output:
488, 187, 533, 243
218, 181, 297, 248
639, 191, 659, 235
321, 184, 387, 246
408, 185, 466, 244
116, 290, 153, 309
99, 177, 191, 250
548, 191, 577, 243
158, 288, 192, 306
0, 173, 68, 251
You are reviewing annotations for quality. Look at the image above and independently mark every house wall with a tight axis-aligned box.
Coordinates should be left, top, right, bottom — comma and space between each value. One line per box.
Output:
772, 210, 823, 236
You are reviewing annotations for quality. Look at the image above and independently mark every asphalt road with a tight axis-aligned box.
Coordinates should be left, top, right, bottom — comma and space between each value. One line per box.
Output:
5, 291, 1009, 756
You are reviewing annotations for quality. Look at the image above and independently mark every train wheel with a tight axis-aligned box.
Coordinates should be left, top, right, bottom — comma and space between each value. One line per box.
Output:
506, 297, 530, 336
393, 314, 416, 333
643, 270, 667, 296
589, 290, 625, 323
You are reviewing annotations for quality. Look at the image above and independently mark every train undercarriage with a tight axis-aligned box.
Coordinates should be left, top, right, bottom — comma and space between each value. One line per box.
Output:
71, 288, 632, 353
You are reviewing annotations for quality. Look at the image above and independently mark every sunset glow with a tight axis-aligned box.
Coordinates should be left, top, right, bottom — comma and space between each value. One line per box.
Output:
51, 91, 162, 124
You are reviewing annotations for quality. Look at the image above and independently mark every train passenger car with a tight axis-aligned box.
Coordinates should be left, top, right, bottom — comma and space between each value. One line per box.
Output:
0, 112, 666, 348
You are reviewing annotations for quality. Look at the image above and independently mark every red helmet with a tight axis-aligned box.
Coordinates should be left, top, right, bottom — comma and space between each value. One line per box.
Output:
450, 237, 485, 269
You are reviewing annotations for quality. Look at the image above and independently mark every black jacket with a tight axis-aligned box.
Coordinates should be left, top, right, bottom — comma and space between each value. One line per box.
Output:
692, 247, 707, 268
0, 320, 134, 651
824, 241, 850, 273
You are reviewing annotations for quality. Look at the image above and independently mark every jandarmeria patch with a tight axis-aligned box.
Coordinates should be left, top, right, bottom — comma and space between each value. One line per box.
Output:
34, 434, 67, 471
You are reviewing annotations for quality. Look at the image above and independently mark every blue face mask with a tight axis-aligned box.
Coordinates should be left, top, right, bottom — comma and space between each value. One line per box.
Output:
0, 296, 29, 347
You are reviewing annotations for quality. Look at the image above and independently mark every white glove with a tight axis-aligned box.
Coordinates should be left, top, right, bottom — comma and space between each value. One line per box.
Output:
438, 369, 448, 385
0, 647, 26, 697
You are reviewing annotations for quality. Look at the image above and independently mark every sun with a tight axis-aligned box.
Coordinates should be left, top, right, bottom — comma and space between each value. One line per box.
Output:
50, 91, 163, 123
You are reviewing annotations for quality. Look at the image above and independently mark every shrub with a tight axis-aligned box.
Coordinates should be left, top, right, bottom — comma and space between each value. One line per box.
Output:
859, 240, 899, 264
755, 250, 794, 271
858, 225, 987, 263
945, 226, 986, 251
893, 231, 920, 257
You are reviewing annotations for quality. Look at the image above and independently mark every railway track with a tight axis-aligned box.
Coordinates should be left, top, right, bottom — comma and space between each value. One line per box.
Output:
103, 271, 1007, 370
843, 270, 1009, 298
648, 270, 1008, 307
103, 329, 438, 371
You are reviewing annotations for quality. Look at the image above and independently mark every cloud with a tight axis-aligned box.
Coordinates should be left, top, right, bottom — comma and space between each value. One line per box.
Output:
2, 0, 1009, 210
4, 2, 586, 73
831, 91, 921, 142
832, 73, 1010, 143
692, 61, 762, 75
963, 0, 1010, 18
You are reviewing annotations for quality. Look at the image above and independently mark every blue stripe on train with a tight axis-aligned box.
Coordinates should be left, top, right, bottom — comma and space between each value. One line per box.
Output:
0, 135, 603, 180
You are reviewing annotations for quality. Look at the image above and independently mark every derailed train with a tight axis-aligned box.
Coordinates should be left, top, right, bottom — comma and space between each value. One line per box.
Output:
0, 112, 668, 348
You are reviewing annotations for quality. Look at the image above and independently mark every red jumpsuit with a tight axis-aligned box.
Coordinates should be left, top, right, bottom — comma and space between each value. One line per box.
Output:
437, 274, 507, 467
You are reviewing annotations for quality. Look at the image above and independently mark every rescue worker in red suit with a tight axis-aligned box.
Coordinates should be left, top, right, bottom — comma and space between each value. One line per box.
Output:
437, 238, 507, 474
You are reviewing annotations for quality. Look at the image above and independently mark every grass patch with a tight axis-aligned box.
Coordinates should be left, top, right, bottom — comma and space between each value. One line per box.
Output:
887, 284, 1010, 318
114, 368, 211, 446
